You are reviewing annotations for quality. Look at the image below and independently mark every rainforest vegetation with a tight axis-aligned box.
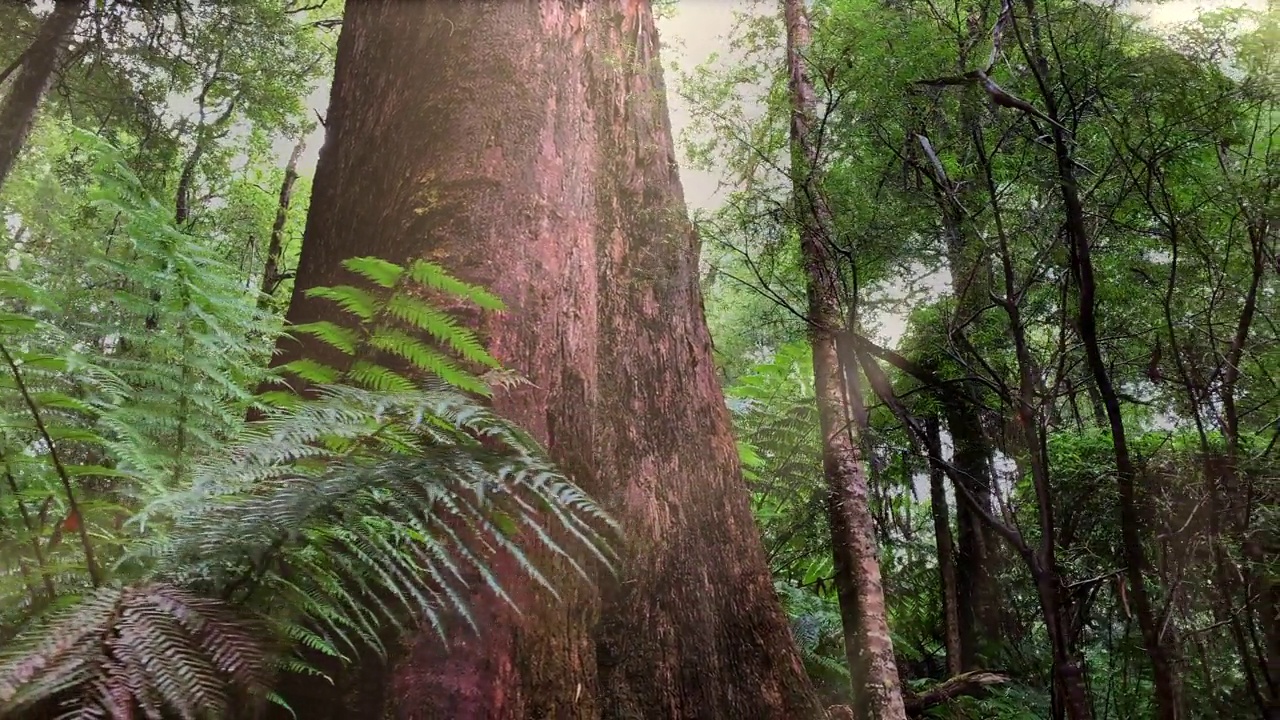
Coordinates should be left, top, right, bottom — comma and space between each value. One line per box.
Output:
0, 0, 1274, 718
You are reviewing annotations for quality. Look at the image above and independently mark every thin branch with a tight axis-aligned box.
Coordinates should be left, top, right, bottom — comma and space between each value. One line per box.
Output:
0, 342, 101, 587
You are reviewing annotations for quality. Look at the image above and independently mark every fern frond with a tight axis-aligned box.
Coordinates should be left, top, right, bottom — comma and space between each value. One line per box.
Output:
368, 328, 489, 395
288, 321, 361, 356
144, 382, 616, 656
342, 257, 404, 289
0, 213, 614, 718
404, 260, 504, 311
0, 583, 270, 718
305, 285, 379, 323
381, 295, 500, 368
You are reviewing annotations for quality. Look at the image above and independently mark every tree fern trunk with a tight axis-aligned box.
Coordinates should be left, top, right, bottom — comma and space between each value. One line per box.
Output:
268, 1, 824, 718
0, 0, 84, 191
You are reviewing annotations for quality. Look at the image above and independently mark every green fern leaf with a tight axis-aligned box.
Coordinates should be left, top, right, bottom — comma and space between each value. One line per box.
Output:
406, 260, 504, 311
368, 329, 490, 396
381, 295, 499, 368
342, 257, 404, 289
288, 321, 361, 356
278, 358, 343, 386
305, 285, 380, 323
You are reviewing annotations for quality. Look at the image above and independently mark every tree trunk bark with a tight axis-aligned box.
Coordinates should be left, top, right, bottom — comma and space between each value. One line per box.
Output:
0, 0, 84, 191
916, 105, 1003, 672
783, 1, 907, 718
258, 139, 305, 307
945, 101, 1005, 675
268, 2, 824, 718
1244, 536, 1280, 719
945, 403, 1000, 670
926, 417, 962, 678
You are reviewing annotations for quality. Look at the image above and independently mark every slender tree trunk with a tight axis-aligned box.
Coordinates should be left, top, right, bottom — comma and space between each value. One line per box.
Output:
937, 233, 999, 671
259, 139, 305, 307
1244, 536, 1280, 719
783, 1, 907, 718
916, 116, 1002, 671
966, 109, 1093, 720
940, 249, 1000, 673
0, 0, 84, 191
1006, 295, 1092, 720
1013, 3, 1181, 715
926, 417, 962, 678
921, 185, 999, 674
945, 403, 999, 670
1219, 162, 1276, 717
948, 32, 1006, 668
268, 2, 824, 718
1054, 137, 1180, 718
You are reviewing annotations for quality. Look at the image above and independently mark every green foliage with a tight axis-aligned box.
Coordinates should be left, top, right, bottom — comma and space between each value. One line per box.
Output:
775, 581, 851, 704
694, 0, 1279, 716
922, 684, 1050, 720
87, 130, 274, 476
284, 256, 503, 397
0, 136, 612, 717
727, 341, 831, 584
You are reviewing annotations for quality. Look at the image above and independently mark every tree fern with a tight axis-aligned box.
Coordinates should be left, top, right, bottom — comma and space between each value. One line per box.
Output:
0, 583, 270, 720
775, 581, 852, 692
144, 383, 615, 653
0, 133, 614, 716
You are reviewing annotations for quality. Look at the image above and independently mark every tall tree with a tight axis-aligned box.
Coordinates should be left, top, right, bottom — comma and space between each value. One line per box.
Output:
0, 0, 85, 190
783, 1, 908, 717
268, 1, 825, 717
1009, 1, 1182, 715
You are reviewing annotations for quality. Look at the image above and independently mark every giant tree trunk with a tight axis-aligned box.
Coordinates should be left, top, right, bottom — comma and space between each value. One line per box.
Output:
783, 1, 907, 718
0, 0, 84, 190
268, 2, 824, 718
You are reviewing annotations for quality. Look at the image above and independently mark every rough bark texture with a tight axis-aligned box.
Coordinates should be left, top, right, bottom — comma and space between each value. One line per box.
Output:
268, 2, 824, 718
783, 1, 907, 718
0, 0, 84, 191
